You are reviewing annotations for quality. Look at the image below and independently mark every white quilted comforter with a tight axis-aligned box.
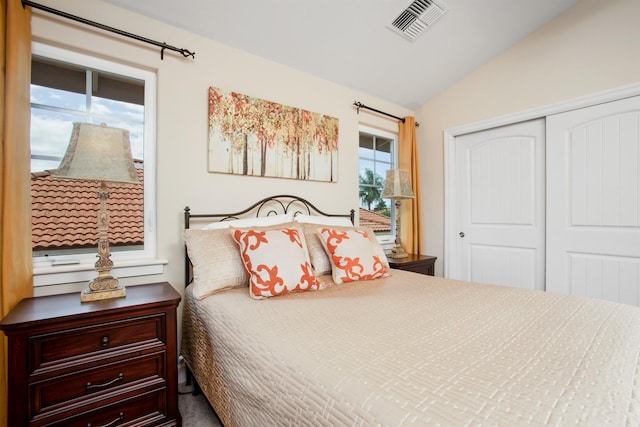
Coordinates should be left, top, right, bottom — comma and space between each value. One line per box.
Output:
180, 270, 640, 426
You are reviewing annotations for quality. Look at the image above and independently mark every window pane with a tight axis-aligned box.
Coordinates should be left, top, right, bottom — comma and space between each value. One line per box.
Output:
30, 109, 79, 172
359, 158, 375, 178
375, 148, 392, 164
30, 84, 86, 111
92, 97, 145, 123
30, 53, 146, 259
358, 127, 397, 236
90, 73, 145, 160
379, 164, 392, 183
123, 122, 144, 160
358, 145, 375, 160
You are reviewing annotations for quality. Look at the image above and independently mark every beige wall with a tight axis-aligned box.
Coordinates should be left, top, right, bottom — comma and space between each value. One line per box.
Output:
32, 0, 638, 289
416, 0, 640, 276
30, 0, 412, 298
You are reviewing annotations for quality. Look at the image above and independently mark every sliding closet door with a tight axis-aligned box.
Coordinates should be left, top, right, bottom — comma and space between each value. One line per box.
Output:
546, 96, 640, 306
454, 119, 546, 290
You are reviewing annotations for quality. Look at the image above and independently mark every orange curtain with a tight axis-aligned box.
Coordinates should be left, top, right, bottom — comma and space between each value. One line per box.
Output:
0, 0, 32, 425
398, 116, 422, 255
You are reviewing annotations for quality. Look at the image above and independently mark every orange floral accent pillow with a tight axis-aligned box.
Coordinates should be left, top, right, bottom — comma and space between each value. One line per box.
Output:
232, 226, 320, 299
317, 227, 390, 284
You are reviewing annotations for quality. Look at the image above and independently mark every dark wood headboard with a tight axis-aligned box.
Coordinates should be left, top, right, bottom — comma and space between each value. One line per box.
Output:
183, 194, 355, 286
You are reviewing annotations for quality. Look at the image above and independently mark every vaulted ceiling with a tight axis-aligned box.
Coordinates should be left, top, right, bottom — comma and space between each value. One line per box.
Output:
102, 0, 580, 110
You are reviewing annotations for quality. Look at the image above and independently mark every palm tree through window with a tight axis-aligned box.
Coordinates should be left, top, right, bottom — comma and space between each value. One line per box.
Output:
358, 127, 397, 236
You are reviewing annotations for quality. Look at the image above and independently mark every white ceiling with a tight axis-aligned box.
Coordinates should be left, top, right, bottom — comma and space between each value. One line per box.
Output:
101, 0, 580, 110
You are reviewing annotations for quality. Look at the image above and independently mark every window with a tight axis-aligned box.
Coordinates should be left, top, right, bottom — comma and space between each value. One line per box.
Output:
30, 43, 160, 286
358, 125, 397, 240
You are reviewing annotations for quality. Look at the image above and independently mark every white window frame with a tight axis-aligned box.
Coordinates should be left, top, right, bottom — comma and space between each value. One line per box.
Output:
31, 42, 164, 286
358, 125, 398, 246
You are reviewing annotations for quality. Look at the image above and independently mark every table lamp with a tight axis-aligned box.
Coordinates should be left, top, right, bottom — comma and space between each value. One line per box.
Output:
381, 169, 415, 259
52, 122, 139, 302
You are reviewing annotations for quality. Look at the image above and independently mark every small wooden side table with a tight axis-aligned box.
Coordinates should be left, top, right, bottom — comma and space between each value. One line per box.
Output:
0, 282, 182, 427
387, 254, 437, 276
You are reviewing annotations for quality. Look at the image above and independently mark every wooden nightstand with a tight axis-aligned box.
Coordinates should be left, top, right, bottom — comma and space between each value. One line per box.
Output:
387, 254, 437, 276
0, 282, 181, 427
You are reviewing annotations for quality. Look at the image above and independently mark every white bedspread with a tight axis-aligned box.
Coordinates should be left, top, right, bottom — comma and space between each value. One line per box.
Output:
180, 270, 640, 426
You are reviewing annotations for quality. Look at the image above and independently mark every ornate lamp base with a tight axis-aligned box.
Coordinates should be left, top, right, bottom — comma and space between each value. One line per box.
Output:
81, 276, 126, 302
388, 244, 409, 259
80, 181, 126, 303
388, 198, 410, 259
81, 285, 126, 302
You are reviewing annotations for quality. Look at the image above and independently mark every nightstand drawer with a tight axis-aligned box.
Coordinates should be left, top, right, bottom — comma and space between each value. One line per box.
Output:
44, 388, 168, 427
30, 351, 166, 419
397, 263, 432, 275
30, 314, 165, 375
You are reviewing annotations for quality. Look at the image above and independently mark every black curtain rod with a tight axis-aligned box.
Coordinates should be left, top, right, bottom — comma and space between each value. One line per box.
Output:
353, 101, 419, 127
22, 0, 195, 60
353, 101, 404, 122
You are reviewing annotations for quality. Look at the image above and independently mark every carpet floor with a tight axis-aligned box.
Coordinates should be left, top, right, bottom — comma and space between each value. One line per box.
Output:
178, 383, 223, 426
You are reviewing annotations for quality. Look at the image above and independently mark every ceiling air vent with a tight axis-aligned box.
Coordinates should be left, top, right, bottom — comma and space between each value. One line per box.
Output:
388, 0, 447, 42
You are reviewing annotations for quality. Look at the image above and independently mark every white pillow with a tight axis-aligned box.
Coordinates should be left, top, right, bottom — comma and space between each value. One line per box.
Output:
294, 213, 353, 226
231, 223, 320, 299
301, 223, 390, 277
183, 228, 247, 299
202, 212, 294, 230
317, 226, 391, 284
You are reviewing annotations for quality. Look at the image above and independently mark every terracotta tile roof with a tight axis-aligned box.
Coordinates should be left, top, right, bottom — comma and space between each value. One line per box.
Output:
31, 163, 144, 251
359, 208, 391, 232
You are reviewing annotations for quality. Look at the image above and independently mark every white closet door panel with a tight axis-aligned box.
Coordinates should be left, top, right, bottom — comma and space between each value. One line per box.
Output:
547, 96, 640, 306
568, 113, 640, 226
455, 119, 545, 290
470, 245, 536, 289
469, 137, 535, 225
568, 253, 640, 305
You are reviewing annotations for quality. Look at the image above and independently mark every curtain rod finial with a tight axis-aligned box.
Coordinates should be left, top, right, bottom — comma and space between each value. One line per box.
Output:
181, 49, 196, 59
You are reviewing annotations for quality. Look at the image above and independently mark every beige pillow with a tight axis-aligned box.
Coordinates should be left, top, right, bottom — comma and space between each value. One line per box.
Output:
301, 223, 390, 276
183, 228, 247, 300
300, 222, 334, 275
316, 226, 391, 284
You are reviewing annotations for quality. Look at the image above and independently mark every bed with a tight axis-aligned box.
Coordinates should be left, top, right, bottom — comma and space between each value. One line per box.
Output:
180, 195, 640, 426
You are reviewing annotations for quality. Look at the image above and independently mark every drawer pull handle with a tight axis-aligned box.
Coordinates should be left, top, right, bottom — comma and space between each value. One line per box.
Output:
87, 412, 123, 427
101, 336, 109, 347
86, 373, 124, 390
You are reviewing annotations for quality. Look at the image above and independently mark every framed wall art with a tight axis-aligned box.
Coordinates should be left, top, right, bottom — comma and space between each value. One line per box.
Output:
207, 87, 339, 182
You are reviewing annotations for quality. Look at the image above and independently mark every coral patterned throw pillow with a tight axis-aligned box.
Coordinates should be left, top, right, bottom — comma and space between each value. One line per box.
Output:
232, 225, 320, 299
317, 227, 389, 284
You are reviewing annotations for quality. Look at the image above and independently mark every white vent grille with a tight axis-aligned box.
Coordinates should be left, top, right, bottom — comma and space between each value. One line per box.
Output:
388, 0, 447, 41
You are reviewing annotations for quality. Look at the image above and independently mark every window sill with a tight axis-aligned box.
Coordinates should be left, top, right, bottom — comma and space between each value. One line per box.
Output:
33, 258, 168, 287
376, 235, 395, 251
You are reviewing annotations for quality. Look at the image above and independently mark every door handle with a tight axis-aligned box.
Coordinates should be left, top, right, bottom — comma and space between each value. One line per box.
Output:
459, 232, 465, 238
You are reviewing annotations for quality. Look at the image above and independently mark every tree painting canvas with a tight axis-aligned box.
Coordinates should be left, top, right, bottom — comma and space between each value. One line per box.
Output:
208, 87, 339, 182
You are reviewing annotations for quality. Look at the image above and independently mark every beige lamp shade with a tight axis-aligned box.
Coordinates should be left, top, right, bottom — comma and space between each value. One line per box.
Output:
53, 122, 138, 184
381, 169, 415, 199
